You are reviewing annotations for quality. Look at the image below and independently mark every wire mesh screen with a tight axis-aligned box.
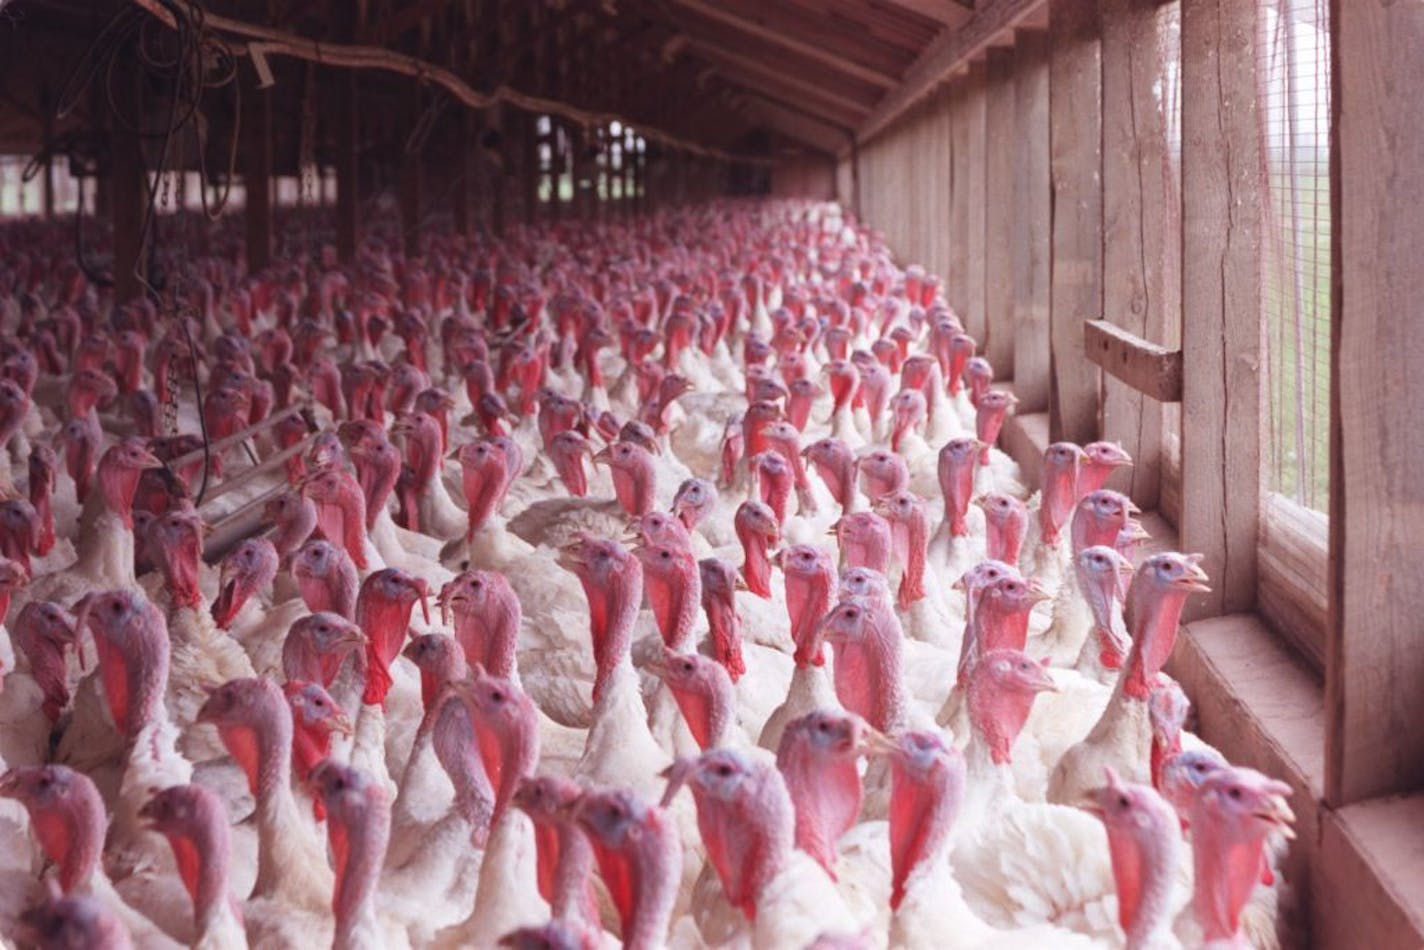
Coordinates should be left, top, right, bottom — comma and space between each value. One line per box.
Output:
1261, 0, 1331, 512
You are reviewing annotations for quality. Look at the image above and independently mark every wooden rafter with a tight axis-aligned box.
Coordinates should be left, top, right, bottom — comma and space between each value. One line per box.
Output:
684, 38, 878, 115
738, 95, 851, 154
876, 0, 975, 29
857, 0, 1046, 143
703, 66, 865, 129
668, 0, 899, 89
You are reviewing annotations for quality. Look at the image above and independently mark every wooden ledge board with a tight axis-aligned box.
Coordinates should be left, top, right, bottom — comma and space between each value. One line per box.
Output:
1083, 318, 1183, 402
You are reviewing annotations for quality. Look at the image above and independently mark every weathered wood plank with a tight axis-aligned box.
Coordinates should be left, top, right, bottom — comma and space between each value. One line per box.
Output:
1010, 28, 1051, 412
671, 0, 899, 89
964, 61, 988, 341
1178, 0, 1261, 623
1328, 0, 1424, 804
983, 47, 1016, 377
1099, 0, 1171, 505
948, 79, 970, 315
1083, 319, 1183, 402
1048, 0, 1103, 444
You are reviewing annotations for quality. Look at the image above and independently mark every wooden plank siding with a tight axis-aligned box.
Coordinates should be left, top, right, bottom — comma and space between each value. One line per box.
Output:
983, 48, 1017, 379
1328, 0, 1424, 805
947, 78, 970, 316
1098, 0, 1171, 506
1047, 0, 1103, 445
1178, 0, 1263, 623
1011, 28, 1052, 412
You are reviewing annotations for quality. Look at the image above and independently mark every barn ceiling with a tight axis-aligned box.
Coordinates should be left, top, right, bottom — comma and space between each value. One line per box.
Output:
0, 0, 1033, 160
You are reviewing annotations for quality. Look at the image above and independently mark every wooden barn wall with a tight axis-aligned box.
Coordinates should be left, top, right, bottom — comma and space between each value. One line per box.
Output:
846, 3, 1424, 944
770, 153, 837, 200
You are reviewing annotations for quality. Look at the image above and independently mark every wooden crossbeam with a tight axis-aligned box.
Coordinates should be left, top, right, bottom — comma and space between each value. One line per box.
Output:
669, 0, 899, 88
686, 39, 877, 117
878, 0, 975, 28
1083, 319, 1183, 402
858, 0, 1045, 144
738, 94, 853, 151
705, 66, 866, 129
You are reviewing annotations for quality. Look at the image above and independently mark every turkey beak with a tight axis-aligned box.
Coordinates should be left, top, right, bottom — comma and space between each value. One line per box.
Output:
338, 624, 367, 649
1255, 794, 1297, 839
328, 708, 355, 739
859, 727, 899, 758
135, 447, 165, 470
733, 573, 749, 592
591, 446, 613, 466
1029, 661, 1060, 694
1026, 580, 1053, 606
0, 769, 20, 798
1178, 561, 1212, 594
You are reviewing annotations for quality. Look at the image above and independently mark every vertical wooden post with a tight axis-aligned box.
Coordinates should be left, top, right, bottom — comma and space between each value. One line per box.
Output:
965, 61, 988, 341
947, 80, 969, 316
1012, 29, 1052, 411
242, 77, 273, 274
1099, 0, 1173, 504
523, 113, 539, 227
452, 110, 472, 238
111, 56, 146, 303
40, 85, 55, 219
399, 86, 423, 258
984, 48, 1016, 378
1048, 0, 1104, 445
488, 105, 507, 237
334, 73, 359, 264
1179, 0, 1262, 622
623, 128, 635, 217
1327, 0, 1424, 804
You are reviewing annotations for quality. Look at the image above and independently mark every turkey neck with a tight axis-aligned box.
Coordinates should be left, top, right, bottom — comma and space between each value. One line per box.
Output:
1191, 817, 1266, 945
250, 713, 302, 900
1117, 830, 1181, 950
786, 570, 832, 668
551, 821, 600, 928
591, 564, 643, 703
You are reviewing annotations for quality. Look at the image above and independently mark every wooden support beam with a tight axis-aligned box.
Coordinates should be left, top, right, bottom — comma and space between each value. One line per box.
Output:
241, 77, 274, 274
1083, 319, 1183, 402
983, 48, 1016, 377
111, 55, 147, 304
452, 110, 472, 237
40, 86, 55, 220
858, 0, 1047, 143
1011, 28, 1051, 412
399, 85, 424, 258
740, 98, 848, 156
711, 68, 866, 129
964, 61, 988, 340
1179, 0, 1261, 622
878, 0, 974, 29
1099, 0, 1174, 505
686, 40, 878, 118
334, 73, 359, 264
522, 112, 539, 226
1328, 0, 1424, 804
947, 80, 970, 318
669, 0, 900, 88
1047, 0, 1103, 445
